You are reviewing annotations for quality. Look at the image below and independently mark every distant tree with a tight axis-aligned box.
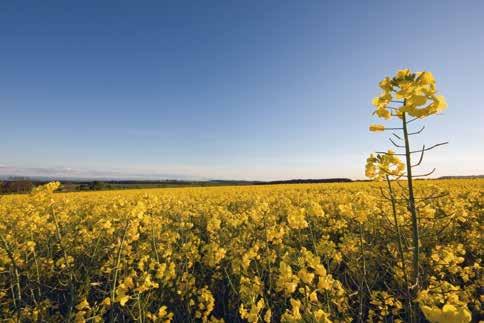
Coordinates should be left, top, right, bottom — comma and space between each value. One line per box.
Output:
0, 180, 34, 194
88, 181, 111, 190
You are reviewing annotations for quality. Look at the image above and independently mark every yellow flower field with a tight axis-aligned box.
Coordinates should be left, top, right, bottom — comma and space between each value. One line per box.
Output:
0, 180, 482, 322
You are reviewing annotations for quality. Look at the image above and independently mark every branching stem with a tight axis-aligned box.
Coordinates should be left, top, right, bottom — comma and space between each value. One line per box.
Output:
401, 111, 420, 291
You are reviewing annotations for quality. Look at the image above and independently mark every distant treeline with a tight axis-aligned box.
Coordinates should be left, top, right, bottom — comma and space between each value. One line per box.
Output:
2, 176, 481, 195
437, 175, 484, 180
255, 178, 353, 185
0, 180, 114, 194
0, 178, 356, 194
0, 180, 34, 194
3, 176, 484, 195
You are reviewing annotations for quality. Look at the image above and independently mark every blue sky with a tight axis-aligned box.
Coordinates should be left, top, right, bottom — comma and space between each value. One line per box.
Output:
1, 1, 483, 180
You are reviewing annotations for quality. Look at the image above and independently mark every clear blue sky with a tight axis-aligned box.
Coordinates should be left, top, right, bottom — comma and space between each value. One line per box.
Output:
1, 1, 483, 180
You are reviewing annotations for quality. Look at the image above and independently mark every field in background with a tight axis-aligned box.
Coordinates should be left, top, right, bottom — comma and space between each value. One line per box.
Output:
0, 179, 482, 321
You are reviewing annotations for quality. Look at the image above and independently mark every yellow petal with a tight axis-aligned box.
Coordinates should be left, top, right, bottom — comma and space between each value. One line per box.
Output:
119, 295, 130, 306
410, 95, 427, 106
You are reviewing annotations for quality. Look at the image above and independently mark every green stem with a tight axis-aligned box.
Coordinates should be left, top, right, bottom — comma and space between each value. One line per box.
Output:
385, 176, 413, 322
110, 219, 130, 322
401, 112, 420, 290
51, 206, 75, 322
0, 233, 22, 316
358, 223, 367, 322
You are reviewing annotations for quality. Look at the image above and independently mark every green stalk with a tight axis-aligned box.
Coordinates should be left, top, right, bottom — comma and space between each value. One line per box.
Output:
358, 223, 367, 322
51, 206, 75, 322
0, 233, 22, 317
110, 219, 130, 322
401, 111, 420, 290
385, 176, 413, 322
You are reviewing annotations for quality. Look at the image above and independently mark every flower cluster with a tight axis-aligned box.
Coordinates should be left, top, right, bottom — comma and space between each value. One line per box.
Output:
372, 68, 447, 120
365, 150, 405, 180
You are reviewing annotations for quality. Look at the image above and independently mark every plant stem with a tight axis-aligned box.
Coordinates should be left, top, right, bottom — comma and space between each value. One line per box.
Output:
358, 223, 367, 322
110, 219, 130, 322
0, 233, 22, 318
385, 176, 413, 322
51, 206, 75, 322
401, 111, 420, 291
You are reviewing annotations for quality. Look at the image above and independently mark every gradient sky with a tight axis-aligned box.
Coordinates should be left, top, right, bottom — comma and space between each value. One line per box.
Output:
1, 1, 483, 180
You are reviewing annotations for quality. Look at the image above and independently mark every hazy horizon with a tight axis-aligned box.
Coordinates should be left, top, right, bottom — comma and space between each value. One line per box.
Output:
2, 1, 483, 180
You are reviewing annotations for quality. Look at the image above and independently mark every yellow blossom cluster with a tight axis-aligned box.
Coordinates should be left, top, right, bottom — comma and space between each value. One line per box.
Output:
0, 179, 481, 321
417, 279, 474, 323
372, 68, 447, 119
365, 150, 405, 180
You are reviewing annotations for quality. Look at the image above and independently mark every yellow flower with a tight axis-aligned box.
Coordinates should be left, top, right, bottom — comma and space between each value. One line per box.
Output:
429, 95, 448, 113
101, 297, 111, 307
276, 262, 299, 296
407, 95, 427, 106
298, 268, 315, 285
365, 151, 405, 180
379, 77, 392, 91
118, 295, 130, 307
264, 309, 272, 323
157, 305, 173, 321
240, 298, 264, 322
418, 71, 435, 85
317, 275, 333, 290
396, 68, 411, 79
374, 107, 391, 119
75, 298, 90, 311
25, 241, 36, 252
287, 208, 308, 229
309, 290, 318, 303
372, 69, 446, 119
314, 309, 332, 322
421, 304, 471, 323
203, 242, 226, 268
280, 299, 303, 321
369, 124, 385, 132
